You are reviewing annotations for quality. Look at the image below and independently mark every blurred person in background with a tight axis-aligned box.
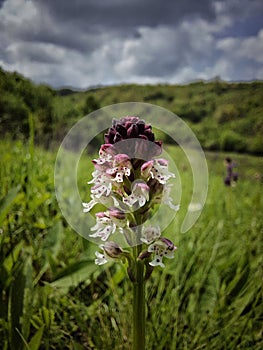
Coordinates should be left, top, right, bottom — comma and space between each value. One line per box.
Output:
224, 157, 239, 187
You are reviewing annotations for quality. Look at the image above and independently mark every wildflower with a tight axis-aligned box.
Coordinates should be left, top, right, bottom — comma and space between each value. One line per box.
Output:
123, 181, 150, 209
152, 183, 180, 210
141, 159, 175, 184
90, 209, 127, 241
95, 251, 109, 265
106, 154, 132, 183
95, 241, 124, 265
148, 238, 177, 267
108, 207, 127, 225
82, 115, 180, 350
90, 175, 112, 197
99, 143, 116, 159
83, 116, 178, 269
82, 194, 117, 212
140, 226, 161, 244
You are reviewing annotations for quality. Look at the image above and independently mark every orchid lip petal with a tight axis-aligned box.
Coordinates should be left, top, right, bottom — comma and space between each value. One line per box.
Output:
95, 251, 109, 265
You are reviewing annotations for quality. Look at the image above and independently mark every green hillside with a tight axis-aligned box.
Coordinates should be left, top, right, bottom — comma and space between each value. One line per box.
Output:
1, 67, 263, 154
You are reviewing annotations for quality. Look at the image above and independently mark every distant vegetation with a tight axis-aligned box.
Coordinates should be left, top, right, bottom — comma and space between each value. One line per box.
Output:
0, 67, 262, 154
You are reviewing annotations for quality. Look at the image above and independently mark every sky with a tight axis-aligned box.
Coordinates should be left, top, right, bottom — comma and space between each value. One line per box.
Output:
0, 0, 263, 88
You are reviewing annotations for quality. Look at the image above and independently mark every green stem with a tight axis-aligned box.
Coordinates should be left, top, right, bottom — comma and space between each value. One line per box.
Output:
132, 245, 146, 350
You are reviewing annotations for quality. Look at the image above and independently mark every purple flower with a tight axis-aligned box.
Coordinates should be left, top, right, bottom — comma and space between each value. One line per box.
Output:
104, 116, 162, 159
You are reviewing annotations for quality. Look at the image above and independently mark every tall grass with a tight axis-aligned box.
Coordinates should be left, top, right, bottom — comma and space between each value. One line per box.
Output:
0, 139, 262, 349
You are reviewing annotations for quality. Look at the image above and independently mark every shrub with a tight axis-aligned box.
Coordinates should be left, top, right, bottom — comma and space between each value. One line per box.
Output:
215, 104, 240, 124
220, 130, 247, 152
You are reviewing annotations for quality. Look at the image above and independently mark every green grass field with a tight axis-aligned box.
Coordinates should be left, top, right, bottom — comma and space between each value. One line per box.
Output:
0, 139, 262, 350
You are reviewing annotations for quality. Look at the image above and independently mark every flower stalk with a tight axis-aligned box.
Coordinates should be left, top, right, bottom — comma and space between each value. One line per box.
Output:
132, 246, 146, 350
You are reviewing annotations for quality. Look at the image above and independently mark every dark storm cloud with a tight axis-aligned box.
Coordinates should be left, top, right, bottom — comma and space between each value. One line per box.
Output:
9, 0, 218, 54
0, 0, 217, 63
0, 6, 100, 54
37, 0, 217, 30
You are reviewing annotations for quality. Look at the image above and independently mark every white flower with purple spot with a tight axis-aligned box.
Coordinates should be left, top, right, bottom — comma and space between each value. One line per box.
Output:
148, 237, 177, 267
123, 182, 150, 208
90, 212, 117, 241
98, 144, 116, 159
91, 144, 116, 173
152, 183, 180, 211
141, 158, 175, 184
90, 209, 126, 241
106, 166, 130, 183
85, 170, 112, 207
95, 251, 109, 265
106, 154, 132, 183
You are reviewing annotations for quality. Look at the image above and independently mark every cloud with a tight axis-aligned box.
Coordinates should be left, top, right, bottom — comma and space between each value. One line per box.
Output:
217, 29, 263, 64
37, 0, 216, 31
0, 0, 262, 87
114, 20, 215, 79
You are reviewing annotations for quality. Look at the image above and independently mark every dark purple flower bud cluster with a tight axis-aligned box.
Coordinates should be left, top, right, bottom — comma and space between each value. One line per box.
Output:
104, 116, 162, 159
105, 116, 154, 142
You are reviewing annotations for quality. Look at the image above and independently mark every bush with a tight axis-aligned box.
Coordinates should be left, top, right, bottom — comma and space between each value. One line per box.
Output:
248, 136, 263, 155
0, 93, 29, 135
215, 104, 240, 124
220, 130, 247, 152
82, 95, 100, 115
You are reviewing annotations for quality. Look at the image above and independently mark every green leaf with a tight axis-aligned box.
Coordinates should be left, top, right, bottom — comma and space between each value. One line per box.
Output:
42, 220, 63, 259
71, 341, 85, 350
30, 315, 44, 330
3, 240, 24, 273
0, 185, 21, 224
26, 325, 44, 350
34, 220, 63, 284
51, 260, 99, 292
8, 256, 33, 350
21, 256, 33, 341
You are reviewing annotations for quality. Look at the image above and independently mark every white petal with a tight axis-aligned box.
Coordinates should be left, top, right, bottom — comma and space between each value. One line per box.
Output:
123, 194, 137, 207
138, 195, 146, 207
95, 251, 108, 265
82, 200, 96, 212
149, 257, 165, 268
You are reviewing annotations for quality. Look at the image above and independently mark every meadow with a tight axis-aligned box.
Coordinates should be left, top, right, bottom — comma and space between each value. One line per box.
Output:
0, 135, 262, 350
